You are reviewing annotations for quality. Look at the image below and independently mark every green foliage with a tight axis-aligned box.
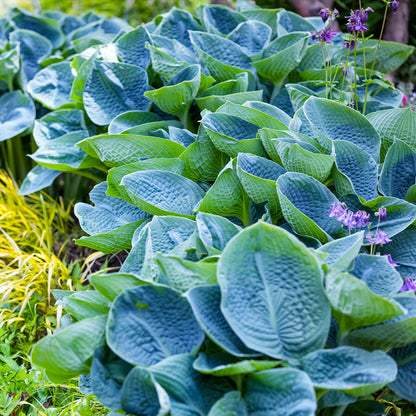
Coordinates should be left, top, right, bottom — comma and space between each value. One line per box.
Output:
0, 1, 412, 414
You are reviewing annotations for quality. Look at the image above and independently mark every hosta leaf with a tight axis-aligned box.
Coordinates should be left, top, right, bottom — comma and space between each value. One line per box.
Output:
186, 285, 259, 357
76, 219, 147, 254
83, 61, 151, 126
30, 131, 95, 171
197, 161, 251, 226
300, 347, 397, 396
180, 125, 229, 182
27, 62, 75, 109
0, 43, 19, 89
19, 165, 62, 195
252, 32, 309, 89
115, 26, 151, 68
342, 296, 416, 351
244, 368, 316, 416
121, 216, 197, 279
196, 91, 263, 113
227, 21, 271, 56
33, 109, 89, 147
217, 101, 287, 130
378, 225, 416, 277
202, 5, 246, 35
9, 29, 52, 82
367, 107, 416, 159
218, 222, 331, 359
107, 158, 184, 201
10, 7, 64, 48
106, 286, 204, 365
151, 34, 198, 66
153, 8, 201, 48
317, 232, 364, 271
351, 254, 403, 296
120, 367, 170, 416
31, 315, 107, 383
120, 170, 205, 218
0, 90, 35, 141
241, 9, 279, 34
144, 64, 201, 119
63, 291, 110, 321
194, 350, 279, 376
303, 97, 381, 161
208, 391, 248, 416
196, 212, 241, 254
274, 138, 334, 182
74, 182, 149, 236
236, 153, 285, 221
79, 134, 185, 167
108, 111, 161, 135
70, 51, 97, 104
156, 254, 217, 292
90, 273, 144, 301
276, 172, 343, 243
379, 139, 416, 199
389, 344, 416, 402
189, 31, 253, 83
332, 140, 378, 201
202, 112, 264, 157
90, 346, 133, 411
122, 120, 183, 136
277, 10, 316, 34
325, 268, 404, 334
151, 354, 233, 414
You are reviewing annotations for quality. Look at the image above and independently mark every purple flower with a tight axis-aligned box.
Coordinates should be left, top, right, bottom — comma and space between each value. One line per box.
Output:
328, 201, 346, 217
360, 7, 374, 24
376, 206, 387, 220
311, 31, 318, 40
319, 8, 330, 22
346, 8, 372, 33
354, 210, 370, 228
343, 39, 358, 50
366, 230, 392, 245
320, 28, 337, 43
392, 0, 400, 13
385, 253, 398, 267
399, 277, 416, 292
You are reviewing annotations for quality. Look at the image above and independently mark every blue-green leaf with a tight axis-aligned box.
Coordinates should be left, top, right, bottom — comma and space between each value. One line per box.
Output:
244, 368, 316, 416
115, 26, 151, 68
107, 286, 204, 366
0, 90, 35, 141
83, 61, 151, 126
218, 222, 331, 359
301, 347, 397, 396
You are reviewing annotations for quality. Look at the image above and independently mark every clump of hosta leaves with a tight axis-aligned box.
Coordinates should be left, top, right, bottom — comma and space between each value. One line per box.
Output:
17, 0, 416, 414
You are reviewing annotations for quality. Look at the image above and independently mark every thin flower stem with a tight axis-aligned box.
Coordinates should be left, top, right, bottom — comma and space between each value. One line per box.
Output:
320, 43, 329, 99
353, 32, 359, 110
340, 44, 352, 101
363, 2, 389, 114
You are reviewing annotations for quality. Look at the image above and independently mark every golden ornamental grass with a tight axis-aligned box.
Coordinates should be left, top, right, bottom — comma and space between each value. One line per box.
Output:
0, 170, 74, 336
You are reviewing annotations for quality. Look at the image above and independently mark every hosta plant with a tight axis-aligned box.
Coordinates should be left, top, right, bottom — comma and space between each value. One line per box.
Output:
20, 0, 416, 414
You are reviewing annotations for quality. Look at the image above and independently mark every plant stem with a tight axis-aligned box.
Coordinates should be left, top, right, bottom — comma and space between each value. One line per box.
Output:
353, 33, 359, 110
363, 2, 389, 115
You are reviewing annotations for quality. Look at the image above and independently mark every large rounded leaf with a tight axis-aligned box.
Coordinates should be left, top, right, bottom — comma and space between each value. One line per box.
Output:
106, 286, 205, 365
27, 62, 75, 109
120, 170, 205, 218
0, 90, 35, 141
31, 315, 107, 383
83, 61, 151, 125
244, 368, 316, 416
325, 268, 404, 335
186, 285, 259, 357
115, 26, 151, 68
303, 97, 381, 161
301, 347, 397, 396
120, 367, 170, 416
217, 221, 331, 359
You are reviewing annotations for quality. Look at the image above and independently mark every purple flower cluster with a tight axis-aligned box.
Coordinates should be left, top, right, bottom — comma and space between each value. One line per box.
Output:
328, 202, 370, 229
312, 28, 337, 43
400, 277, 416, 292
392, 0, 400, 13
319, 8, 339, 23
346, 7, 374, 33
366, 230, 392, 245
